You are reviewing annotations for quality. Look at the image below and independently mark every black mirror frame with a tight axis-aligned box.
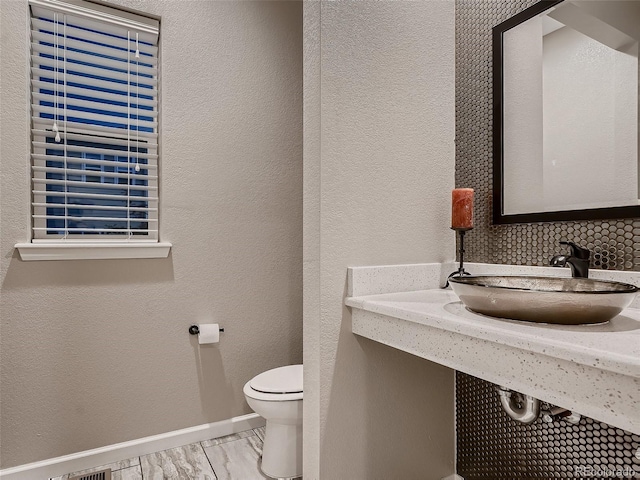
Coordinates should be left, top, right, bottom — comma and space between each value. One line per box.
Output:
492, 0, 640, 225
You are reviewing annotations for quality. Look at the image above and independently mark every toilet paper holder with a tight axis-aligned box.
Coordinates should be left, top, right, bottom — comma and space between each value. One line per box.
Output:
189, 325, 224, 335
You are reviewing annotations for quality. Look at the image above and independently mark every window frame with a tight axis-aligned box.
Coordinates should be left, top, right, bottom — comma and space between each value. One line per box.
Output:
16, 0, 170, 260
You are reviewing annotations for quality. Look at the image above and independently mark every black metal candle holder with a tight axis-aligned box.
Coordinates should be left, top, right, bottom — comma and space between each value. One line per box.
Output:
444, 227, 472, 288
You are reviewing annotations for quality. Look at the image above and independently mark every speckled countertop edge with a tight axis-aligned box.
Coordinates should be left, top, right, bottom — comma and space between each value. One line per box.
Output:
345, 263, 640, 379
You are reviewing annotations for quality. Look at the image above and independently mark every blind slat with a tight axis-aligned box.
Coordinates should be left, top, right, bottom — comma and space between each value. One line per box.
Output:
33, 178, 157, 191
32, 154, 157, 170
31, 42, 157, 75
34, 214, 158, 222
32, 92, 158, 118
33, 166, 158, 181
32, 130, 156, 148
34, 202, 156, 212
32, 56, 158, 86
32, 141, 158, 159
33, 228, 158, 233
34, 190, 158, 202
32, 104, 158, 129
30, 66, 157, 100
32, 80, 156, 107
32, 120, 157, 141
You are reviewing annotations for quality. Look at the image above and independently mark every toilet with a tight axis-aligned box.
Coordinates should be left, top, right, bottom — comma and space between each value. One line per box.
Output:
244, 364, 303, 479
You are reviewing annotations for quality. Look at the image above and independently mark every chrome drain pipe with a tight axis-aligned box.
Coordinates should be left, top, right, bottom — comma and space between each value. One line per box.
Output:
497, 386, 540, 425
541, 406, 582, 425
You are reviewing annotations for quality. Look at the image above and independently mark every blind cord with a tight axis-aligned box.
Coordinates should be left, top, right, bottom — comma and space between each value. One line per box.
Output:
63, 14, 68, 239
127, 30, 131, 239
53, 13, 60, 143
135, 32, 140, 173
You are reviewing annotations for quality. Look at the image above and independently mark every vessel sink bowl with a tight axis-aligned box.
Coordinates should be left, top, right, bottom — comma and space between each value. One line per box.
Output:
448, 276, 638, 325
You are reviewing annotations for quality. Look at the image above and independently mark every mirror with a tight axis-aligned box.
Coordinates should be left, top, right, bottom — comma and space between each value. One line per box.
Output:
493, 0, 640, 224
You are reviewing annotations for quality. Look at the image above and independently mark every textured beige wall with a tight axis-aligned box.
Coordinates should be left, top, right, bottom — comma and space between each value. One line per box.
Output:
302, 1, 321, 478
0, 0, 302, 468
304, 1, 456, 478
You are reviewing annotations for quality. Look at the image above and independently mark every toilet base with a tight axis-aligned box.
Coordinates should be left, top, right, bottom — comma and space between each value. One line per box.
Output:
260, 421, 303, 479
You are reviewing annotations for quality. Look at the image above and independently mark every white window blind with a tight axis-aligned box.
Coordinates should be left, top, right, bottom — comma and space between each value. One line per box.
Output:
29, 0, 160, 242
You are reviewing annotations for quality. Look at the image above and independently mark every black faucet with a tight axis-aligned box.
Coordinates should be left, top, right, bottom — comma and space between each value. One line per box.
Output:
550, 241, 590, 278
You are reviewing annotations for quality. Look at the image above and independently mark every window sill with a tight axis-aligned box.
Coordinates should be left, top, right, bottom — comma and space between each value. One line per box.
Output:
15, 242, 172, 261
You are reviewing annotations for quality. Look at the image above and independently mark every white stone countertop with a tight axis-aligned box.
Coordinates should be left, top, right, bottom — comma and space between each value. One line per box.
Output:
346, 289, 640, 379
346, 263, 640, 434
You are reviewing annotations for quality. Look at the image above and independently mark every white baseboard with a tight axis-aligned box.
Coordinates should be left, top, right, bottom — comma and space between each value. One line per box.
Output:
0, 413, 265, 480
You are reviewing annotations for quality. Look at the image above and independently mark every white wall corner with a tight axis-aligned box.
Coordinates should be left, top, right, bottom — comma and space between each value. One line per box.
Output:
440, 260, 458, 286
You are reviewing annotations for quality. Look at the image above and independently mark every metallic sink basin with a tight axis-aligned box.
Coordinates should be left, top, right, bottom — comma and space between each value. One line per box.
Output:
448, 276, 638, 325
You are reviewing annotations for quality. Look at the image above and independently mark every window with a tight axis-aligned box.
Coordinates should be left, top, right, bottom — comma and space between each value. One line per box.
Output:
20, 0, 168, 259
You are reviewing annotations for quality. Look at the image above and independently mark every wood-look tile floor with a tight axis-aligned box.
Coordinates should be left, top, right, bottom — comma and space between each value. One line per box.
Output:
51, 427, 301, 480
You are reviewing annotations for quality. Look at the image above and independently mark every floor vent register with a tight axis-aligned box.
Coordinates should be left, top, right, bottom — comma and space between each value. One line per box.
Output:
69, 469, 112, 480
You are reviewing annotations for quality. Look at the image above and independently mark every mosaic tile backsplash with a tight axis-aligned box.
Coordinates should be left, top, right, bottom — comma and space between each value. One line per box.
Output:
455, 0, 640, 272
455, 1, 640, 478
456, 373, 640, 480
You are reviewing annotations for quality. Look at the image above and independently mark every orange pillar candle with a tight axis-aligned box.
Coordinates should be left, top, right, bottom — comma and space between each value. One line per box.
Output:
451, 188, 474, 230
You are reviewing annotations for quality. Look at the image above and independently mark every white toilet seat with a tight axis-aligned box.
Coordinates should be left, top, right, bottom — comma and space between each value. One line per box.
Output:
250, 364, 302, 393
244, 364, 303, 402
244, 384, 303, 402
